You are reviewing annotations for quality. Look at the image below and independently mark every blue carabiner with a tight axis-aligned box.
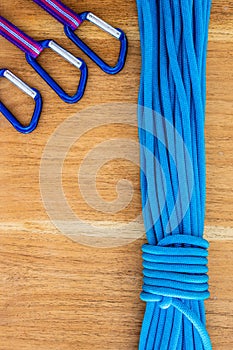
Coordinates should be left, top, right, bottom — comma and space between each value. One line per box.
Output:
26, 40, 88, 104
0, 69, 42, 134
64, 12, 128, 75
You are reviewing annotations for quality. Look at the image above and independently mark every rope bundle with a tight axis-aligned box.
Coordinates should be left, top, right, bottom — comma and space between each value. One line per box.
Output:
136, 0, 212, 349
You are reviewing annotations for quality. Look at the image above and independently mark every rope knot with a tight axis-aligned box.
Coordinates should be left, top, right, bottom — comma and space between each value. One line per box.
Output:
158, 297, 172, 310
140, 234, 210, 303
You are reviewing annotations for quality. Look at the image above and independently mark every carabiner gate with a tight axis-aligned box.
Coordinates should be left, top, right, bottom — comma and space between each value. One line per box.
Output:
64, 12, 127, 75
0, 69, 42, 134
26, 40, 88, 104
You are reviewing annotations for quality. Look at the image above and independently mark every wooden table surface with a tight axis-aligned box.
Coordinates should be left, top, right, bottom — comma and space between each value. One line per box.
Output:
0, 1, 232, 349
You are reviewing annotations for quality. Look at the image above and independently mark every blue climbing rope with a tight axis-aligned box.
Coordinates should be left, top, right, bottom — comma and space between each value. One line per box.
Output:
136, 0, 212, 349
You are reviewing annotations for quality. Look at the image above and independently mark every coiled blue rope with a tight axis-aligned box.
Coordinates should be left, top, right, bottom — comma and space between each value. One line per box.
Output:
136, 0, 212, 349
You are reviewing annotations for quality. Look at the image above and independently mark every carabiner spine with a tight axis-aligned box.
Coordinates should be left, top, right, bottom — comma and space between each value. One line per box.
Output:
48, 40, 83, 69
86, 13, 121, 39
3, 69, 37, 99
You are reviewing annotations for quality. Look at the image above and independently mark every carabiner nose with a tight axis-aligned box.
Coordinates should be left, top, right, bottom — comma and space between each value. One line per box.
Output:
26, 40, 88, 104
0, 69, 42, 134
64, 12, 127, 75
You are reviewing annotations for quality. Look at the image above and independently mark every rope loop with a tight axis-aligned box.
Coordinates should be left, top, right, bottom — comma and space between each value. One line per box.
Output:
141, 234, 210, 303
140, 234, 211, 349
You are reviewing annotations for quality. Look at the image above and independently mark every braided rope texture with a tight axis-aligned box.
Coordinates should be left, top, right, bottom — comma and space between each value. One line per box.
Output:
136, 0, 212, 349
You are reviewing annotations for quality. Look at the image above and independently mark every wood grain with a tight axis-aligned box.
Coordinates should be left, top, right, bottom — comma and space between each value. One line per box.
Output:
0, 1, 232, 349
